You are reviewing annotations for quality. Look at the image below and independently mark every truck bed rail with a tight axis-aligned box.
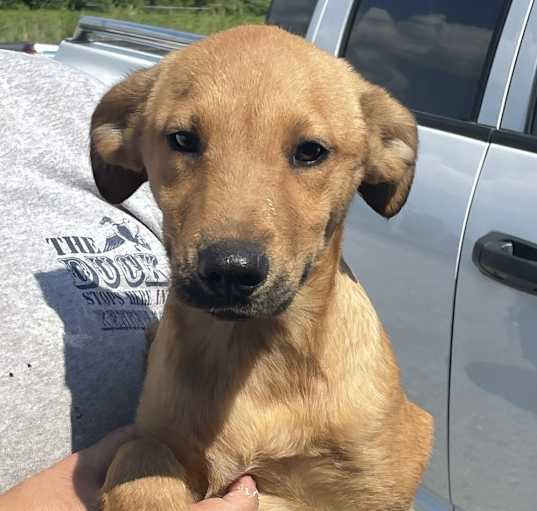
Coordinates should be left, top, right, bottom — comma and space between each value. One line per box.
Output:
72, 16, 204, 53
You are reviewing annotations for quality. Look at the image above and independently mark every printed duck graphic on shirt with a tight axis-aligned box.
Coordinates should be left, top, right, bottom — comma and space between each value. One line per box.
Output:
100, 216, 151, 252
45, 216, 170, 332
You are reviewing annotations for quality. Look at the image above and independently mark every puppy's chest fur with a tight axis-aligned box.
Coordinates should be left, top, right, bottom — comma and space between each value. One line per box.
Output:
179, 377, 370, 510
137, 276, 411, 510
203, 390, 418, 511
206, 392, 358, 491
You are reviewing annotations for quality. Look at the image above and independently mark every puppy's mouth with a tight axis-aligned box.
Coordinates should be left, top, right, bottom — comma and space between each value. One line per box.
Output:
208, 308, 257, 321
173, 273, 295, 321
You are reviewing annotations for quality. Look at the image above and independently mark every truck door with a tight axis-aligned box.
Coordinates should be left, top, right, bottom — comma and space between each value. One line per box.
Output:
450, 5, 537, 510
310, 0, 528, 509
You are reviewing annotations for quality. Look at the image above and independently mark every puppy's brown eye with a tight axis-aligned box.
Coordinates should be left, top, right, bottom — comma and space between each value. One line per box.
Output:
292, 141, 329, 167
168, 131, 200, 154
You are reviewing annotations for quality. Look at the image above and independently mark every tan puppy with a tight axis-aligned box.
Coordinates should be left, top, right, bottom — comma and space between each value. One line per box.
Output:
90, 25, 433, 511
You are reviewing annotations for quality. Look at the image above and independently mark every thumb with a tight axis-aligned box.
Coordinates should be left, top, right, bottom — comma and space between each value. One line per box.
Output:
223, 476, 259, 510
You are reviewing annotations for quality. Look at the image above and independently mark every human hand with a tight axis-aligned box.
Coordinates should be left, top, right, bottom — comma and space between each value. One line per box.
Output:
0, 425, 137, 511
193, 476, 259, 511
0, 426, 259, 511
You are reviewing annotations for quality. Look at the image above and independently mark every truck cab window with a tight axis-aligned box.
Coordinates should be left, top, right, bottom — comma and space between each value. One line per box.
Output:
342, 0, 509, 121
266, 0, 318, 37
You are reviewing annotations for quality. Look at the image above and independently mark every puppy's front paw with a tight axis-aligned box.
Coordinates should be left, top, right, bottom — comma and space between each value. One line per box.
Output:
101, 438, 194, 511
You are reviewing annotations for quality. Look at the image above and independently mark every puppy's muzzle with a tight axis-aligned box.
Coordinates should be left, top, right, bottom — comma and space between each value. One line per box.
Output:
198, 240, 269, 301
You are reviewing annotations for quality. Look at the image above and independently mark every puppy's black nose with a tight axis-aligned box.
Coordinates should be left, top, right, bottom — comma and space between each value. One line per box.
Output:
198, 240, 269, 298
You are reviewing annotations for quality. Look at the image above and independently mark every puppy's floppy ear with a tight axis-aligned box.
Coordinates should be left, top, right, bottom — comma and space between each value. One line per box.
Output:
358, 84, 417, 218
90, 65, 159, 204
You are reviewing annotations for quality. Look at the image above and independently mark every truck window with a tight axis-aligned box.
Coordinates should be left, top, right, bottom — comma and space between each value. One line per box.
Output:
266, 0, 318, 37
342, 0, 510, 121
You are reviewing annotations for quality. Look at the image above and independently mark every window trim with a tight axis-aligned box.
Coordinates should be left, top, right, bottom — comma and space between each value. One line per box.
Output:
337, 0, 361, 60
415, 112, 493, 142
491, 128, 537, 152
479, 0, 534, 127
415, 115, 537, 154
524, 72, 537, 135
471, 0, 513, 121
500, 0, 537, 131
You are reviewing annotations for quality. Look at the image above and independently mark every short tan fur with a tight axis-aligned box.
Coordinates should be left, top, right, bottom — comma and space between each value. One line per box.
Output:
90, 25, 433, 511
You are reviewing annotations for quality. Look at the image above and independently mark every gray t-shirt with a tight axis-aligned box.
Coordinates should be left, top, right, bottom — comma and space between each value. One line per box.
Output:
0, 51, 168, 491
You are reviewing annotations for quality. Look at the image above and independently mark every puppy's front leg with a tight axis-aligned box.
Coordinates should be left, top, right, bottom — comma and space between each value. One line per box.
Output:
101, 437, 195, 511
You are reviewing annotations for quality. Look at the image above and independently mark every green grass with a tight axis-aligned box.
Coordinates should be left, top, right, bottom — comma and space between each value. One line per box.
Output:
0, 7, 266, 43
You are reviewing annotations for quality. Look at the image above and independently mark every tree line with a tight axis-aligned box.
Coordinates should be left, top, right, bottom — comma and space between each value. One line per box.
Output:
0, 0, 270, 14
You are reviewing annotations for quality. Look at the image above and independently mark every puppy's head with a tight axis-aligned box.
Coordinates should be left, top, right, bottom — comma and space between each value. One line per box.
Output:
91, 25, 416, 320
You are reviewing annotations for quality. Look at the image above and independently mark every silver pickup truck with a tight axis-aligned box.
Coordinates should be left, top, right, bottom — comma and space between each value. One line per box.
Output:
51, 1, 537, 510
